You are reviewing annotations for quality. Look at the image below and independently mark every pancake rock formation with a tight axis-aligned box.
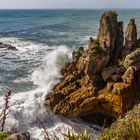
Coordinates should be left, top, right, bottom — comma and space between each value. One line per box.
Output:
45, 11, 140, 119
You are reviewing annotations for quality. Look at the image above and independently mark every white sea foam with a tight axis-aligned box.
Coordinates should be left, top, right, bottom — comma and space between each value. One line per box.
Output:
32, 45, 72, 90
0, 37, 99, 139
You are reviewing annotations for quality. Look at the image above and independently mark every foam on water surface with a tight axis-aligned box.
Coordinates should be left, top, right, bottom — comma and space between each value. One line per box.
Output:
0, 37, 99, 139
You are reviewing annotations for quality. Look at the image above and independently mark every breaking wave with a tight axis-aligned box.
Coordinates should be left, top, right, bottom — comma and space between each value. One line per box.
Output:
0, 37, 99, 139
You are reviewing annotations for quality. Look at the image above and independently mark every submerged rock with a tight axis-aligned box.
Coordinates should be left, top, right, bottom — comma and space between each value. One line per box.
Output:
0, 42, 17, 50
45, 11, 140, 120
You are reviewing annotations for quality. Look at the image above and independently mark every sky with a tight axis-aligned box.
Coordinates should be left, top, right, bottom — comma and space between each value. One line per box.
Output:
0, 0, 140, 9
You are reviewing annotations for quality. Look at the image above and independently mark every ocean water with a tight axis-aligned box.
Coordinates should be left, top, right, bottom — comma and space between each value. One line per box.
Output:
0, 9, 140, 139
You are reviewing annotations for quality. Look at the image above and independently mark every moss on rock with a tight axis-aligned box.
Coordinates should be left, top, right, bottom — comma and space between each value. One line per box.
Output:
89, 40, 106, 55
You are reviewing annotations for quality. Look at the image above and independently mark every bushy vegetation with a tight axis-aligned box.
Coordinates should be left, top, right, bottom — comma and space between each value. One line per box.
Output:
64, 129, 91, 140
90, 40, 106, 55
43, 103, 140, 140
45, 129, 91, 140
97, 104, 140, 140
0, 131, 8, 140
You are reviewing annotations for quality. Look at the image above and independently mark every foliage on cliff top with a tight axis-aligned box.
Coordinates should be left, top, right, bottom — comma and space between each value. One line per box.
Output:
89, 40, 106, 55
97, 103, 140, 140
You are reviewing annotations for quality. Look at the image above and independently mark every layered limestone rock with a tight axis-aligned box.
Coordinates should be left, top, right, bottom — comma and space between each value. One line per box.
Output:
125, 19, 137, 48
97, 11, 118, 53
122, 19, 138, 57
45, 11, 140, 119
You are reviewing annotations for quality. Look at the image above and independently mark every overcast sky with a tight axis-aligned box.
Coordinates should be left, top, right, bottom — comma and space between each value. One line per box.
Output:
0, 0, 140, 9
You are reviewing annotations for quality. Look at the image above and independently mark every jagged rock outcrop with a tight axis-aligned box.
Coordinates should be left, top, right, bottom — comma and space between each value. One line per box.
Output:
97, 11, 118, 53
123, 49, 140, 70
45, 11, 140, 119
125, 19, 137, 48
114, 21, 124, 62
122, 19, 137, 57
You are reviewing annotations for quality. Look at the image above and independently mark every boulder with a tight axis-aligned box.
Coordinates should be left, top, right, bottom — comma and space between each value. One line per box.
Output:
111, 74, 122, 82
102, 67, 115, 81
102, 66, 125, 82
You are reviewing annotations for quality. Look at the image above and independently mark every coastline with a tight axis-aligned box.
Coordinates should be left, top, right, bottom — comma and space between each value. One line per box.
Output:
0, 9, 139, 139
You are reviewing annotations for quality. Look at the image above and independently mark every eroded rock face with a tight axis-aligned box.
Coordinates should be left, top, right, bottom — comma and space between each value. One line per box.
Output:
45, 11, 140, 119
125, 19, 137, 48
123, 49, 140, 70
97, 11, 118, 53
122, 19, 137, 57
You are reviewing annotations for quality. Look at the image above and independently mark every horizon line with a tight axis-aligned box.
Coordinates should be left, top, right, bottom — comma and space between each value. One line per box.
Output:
0, 8, 140, 10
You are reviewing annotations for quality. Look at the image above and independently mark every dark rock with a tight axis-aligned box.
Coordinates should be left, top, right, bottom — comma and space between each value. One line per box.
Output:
97, 11, 118, 54
111, 74, 122, 82
122, 19, 137, 57
125, 19, 137, 48
114, 21, 124, 62
102, 67, 115, 81
0, 42, 17, 50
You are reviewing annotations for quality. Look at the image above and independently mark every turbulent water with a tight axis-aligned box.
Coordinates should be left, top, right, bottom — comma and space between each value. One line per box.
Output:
0, 9, 140, 139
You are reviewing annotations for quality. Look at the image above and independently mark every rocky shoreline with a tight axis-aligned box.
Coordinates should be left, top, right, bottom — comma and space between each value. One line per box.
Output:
1, 10, 140, 140
45, 11, 140, 122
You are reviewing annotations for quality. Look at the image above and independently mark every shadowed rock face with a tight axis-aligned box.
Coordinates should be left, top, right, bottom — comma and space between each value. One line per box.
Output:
45, 11, 140, 119
122, 19, 138, 57
97, 11, 118, 54
125, 19, 137, 48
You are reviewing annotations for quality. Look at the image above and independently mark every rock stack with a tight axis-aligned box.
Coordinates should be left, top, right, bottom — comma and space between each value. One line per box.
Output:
45, 11, 140, 119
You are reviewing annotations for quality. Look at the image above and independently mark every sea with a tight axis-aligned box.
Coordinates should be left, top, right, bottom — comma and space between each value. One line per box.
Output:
0, 9, 140, 139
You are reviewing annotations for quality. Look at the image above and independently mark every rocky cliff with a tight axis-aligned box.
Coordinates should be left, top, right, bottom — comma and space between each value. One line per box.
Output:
45, 11, 140, 119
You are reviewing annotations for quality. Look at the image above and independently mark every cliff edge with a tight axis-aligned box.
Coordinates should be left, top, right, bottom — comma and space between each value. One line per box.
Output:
45, 11, 140, 119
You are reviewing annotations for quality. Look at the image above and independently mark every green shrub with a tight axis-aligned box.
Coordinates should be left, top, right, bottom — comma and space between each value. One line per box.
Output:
0, 131, 8, 140
64, 129, 91, 140
90, 40, 106, 55
97, 104, 140, 140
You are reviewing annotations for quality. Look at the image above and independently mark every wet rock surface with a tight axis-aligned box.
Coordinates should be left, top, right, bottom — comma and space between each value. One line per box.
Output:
45, 11, 140, 120
0, 42, 17, 50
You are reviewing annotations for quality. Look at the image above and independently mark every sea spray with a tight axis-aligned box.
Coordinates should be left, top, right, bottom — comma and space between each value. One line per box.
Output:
31, 45, 72, 90
0, 37, 98, 139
